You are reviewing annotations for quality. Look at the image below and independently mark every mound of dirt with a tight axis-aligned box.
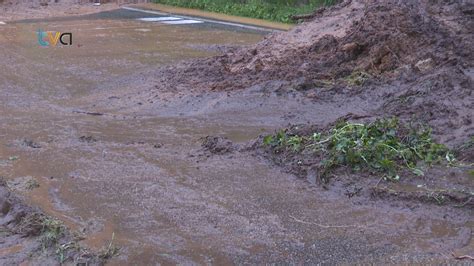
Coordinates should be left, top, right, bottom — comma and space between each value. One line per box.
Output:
136, 0, 474, 205
150, 0, 473, 145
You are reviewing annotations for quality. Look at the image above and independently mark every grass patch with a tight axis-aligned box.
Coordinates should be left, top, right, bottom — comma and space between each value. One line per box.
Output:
152, 0, 338, 23
55, 241, 81, 264
18, 215, 74, 261
40, 217, 66, 250
263, 118, 452, 181
99, 233, 120, 260
41, 219, 120, 263
345, 70, 371, 86
26, 178, 40, 190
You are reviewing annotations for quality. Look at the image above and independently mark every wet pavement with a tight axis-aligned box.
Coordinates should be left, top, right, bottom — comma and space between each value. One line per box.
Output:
0, 7, 472, 265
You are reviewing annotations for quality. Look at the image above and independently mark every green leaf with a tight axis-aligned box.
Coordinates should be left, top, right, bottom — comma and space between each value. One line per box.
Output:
445, 152, 455, 164
263, 135, 274, 146
412, 168, 424, 176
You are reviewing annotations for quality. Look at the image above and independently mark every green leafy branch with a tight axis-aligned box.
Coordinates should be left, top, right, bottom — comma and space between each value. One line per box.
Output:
264, 118, 453, 180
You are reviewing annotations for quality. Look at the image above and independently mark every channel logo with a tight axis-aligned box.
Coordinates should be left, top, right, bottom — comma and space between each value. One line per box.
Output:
37, 29, 73, 47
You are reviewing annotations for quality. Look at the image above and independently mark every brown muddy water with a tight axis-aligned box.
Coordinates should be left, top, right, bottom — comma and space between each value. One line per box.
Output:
0, 9, 472, 265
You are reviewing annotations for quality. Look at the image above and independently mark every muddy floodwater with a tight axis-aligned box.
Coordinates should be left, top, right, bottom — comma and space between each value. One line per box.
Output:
0, 7, 472, 265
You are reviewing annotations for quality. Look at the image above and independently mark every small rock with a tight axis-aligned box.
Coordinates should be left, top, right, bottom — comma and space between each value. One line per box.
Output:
415, 58, 435, 73
342, 42, 360, 53
306, 91, 318, 99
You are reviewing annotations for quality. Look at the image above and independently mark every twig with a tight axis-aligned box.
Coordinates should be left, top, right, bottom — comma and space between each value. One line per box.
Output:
374, 175, 384, 187
454, 197, 472, 208
385, 45, 402, 64
305, 123, 365, 148
452, 252, 474, 260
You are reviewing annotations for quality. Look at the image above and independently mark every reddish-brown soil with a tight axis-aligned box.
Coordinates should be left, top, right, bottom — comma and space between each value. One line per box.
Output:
128, 0, 474, 198
110, 0, 473, 205
145, 0, 473, 145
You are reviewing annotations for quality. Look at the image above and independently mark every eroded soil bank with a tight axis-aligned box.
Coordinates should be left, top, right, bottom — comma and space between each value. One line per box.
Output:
0, 0, 473, 264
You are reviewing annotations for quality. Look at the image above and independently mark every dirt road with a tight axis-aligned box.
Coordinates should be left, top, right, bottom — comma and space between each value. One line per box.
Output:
0, 0, 472, 264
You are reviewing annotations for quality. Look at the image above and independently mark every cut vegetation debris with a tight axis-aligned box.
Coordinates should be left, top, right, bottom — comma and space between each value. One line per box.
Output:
263, 118, 453, 182
257, 118, 473, 206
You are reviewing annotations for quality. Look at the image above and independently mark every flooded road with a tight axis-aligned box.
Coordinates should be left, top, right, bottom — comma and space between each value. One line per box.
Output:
0, 7, 472, 264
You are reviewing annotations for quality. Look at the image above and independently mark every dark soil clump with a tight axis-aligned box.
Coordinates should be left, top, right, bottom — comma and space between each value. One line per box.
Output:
201, 136, 235, 154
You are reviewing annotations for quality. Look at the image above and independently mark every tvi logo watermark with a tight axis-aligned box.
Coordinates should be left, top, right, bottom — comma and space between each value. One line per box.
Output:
37, 29, 73, 47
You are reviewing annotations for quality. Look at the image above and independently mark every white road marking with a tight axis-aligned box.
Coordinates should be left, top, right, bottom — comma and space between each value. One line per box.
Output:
0, 21, 6, 25
135, 28, 151, 32
77, 26, 163, 31
138, 17, 182, 22
162, 20, 203, 25
122, 6, 278, 32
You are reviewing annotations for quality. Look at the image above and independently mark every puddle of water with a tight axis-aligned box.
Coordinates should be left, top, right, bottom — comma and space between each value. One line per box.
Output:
0, 12, 273, 263
0, 16, 264, 100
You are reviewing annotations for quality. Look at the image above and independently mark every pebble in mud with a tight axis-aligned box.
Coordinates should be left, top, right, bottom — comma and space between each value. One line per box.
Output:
414, 58, 435, 73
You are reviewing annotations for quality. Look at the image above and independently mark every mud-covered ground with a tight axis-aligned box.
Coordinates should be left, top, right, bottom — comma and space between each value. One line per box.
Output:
0, 0, 124, 21
0, 179, 109, 265
0, 0, 473, 264
102, 0, 474, 199
122, 0, 474, 144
